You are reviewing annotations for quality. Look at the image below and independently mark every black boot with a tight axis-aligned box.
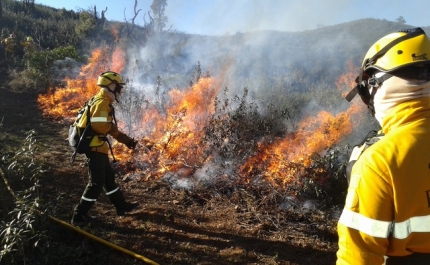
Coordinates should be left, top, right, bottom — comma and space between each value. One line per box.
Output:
116, 201, 139, 216
71, 213, 94, 226
71, 200, 95, 226
107, 189, 139, 215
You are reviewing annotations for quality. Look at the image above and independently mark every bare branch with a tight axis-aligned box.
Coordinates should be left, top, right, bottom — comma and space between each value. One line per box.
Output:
100, 7, 108, 29
123, 0, 142, 40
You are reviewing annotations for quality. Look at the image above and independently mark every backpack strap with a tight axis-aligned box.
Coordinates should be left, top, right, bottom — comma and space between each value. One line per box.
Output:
346, 130, 384, 184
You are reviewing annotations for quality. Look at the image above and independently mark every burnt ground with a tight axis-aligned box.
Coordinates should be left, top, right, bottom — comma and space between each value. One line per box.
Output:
0, 76, 340, 264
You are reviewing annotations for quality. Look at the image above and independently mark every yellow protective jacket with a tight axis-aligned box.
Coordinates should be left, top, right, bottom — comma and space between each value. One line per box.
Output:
3, 37, 16, 53
76, 89, 133, 154
337, 98, 430, 264
21, 41, 37, 53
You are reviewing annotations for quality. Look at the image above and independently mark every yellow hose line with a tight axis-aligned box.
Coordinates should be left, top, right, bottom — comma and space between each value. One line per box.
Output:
1, 169, 159, 265
48, 216, 160, 265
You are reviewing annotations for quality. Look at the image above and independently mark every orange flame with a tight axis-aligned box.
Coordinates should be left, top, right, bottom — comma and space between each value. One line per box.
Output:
37, 46, 126, 120
239, 106, 360, 187
130, 77, 221, 179
239, 61, 365, 188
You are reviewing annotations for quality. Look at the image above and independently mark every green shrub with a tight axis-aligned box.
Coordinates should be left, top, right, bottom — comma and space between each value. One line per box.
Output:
9, 45, 80, 92
301, 145, 349, 206
75, 11, 97, 40
0, 130, 48, 264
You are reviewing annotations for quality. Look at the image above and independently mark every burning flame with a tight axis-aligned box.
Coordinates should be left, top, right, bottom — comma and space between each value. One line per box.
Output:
129, 77, 221, 179
239, 61, 365, 188
239, 105, 361, 187
38, 46, 126, 120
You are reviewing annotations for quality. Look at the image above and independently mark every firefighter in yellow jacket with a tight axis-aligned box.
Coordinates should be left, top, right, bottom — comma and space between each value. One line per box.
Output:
71, 71, 139, 226
21, 36, 37, 54
338, 27, 430, 264
1, 34, 17, 59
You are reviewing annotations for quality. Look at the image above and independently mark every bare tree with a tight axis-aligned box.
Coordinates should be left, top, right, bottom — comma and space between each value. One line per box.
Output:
92, 5, 108, 30
93, 5, 97, 20
0, 0, 3, 19
123, 0, 142, 40
101, 7, 108, 29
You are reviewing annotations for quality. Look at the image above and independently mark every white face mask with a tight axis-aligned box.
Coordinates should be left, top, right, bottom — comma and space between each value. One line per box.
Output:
373, 74, 430, 126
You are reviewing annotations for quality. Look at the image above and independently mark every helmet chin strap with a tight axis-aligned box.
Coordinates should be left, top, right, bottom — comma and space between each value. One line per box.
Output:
366, 84, 378, 116
365, 73, 393, 116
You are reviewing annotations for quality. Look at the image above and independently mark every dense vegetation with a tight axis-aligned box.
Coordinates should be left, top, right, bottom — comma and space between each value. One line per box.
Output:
1, 0, 429, 263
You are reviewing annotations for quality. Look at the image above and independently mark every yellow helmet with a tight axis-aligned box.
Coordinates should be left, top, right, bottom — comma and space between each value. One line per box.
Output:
362, 27, 430, 75
346, 28, 430, 104
97, 71, 125, 87
27, 36, 33, 42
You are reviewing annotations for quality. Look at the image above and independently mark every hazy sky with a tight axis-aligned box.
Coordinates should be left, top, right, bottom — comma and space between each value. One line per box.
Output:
36, 0, 430, 35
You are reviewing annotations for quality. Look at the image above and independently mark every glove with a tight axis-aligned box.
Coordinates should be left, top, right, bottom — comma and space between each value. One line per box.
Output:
126, 138, 138, 149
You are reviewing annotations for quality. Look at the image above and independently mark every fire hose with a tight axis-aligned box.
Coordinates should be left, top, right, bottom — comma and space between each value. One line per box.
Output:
0, 169, 159, 265
47, 216, 159, 265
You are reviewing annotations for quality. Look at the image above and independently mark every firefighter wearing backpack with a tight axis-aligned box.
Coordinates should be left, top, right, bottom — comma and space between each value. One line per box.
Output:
337, 27, 430, 264
21, 36, 38, 54
71, 71, 139, 226
1, 34, 17, 59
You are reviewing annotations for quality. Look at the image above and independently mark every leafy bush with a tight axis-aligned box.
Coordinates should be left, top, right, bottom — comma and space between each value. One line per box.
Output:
75, 11, 97, 40
301, 145, 349, 206
0, 130, 48, 264
8, 45, 81, 92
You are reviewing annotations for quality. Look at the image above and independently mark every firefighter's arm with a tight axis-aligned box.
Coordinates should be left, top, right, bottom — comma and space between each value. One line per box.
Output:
336, 161, 391, 265
90, 100, 136, 149
107, 123, 136, 149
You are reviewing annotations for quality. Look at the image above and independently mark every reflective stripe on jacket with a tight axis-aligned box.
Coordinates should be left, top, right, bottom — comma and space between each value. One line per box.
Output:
337, 98, 430, 265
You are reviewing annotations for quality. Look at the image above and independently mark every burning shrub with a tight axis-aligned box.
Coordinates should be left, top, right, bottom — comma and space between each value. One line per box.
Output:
204, 86, 287, 161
